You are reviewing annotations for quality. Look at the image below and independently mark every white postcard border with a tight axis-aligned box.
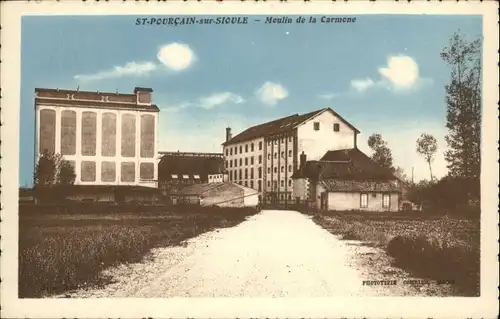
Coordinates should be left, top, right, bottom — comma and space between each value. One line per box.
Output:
1, 1, 498, 318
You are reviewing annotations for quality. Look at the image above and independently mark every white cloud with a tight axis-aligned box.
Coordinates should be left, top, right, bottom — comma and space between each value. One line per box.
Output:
255, 81, 289, 106
350, 78, 375, 92
378, 55, 420, 90
199, 92, 245, 109
357, 121, 448, 182
74, 61, 157, 81
157, 42, 196, 71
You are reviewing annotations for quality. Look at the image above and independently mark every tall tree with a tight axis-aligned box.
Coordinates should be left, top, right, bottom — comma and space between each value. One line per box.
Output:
416, 133, 438, 181
367, 133, 394, 171
440, 31, 481, 180
34, 151, 76, 187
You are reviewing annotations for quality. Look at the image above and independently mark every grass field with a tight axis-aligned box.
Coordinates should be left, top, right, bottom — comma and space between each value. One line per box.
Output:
311, 210, 480, 296
19, 205, 258, 298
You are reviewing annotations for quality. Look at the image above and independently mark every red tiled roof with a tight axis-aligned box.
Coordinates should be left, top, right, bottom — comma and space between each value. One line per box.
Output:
222, 107, 359, 146
291, 148, 398, 181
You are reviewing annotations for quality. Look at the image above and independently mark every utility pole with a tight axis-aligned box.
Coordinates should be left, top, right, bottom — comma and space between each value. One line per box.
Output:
411, 167, 414, 185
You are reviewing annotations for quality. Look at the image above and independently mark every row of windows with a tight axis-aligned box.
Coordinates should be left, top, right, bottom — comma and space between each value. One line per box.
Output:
79, 161, 154, 183
267, 165, 293, 174
313, 122, 340, 132
226, 141, 263, 156
267, 150, 293, 161
360, 193, 391, 208
267, 136, 293, 145
228, 167, 262, 180
233, 180, 262, 192
225, 155, 262, 168
267, 180, 293, 188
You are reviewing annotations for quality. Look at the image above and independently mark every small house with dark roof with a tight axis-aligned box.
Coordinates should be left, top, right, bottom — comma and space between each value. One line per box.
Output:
222, 107, 360, 205
291, 148, 402, 211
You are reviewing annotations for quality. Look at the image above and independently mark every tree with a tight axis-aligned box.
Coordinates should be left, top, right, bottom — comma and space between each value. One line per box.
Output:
34, 151, 76, 201
440, 31, 481, 180
367, 133, 394, 171
393, 166, 409, 184
416, 133, 438, 181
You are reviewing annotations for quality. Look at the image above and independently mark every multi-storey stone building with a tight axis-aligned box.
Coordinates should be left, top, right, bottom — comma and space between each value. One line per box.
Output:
34, 87, 159, 188
222, 108, 360, 204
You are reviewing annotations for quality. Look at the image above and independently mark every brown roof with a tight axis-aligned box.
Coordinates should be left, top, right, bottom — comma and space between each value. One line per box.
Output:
35, 97, 160, 112
291, 148, 398, 181
222, 107, 359, 146
321, 179, 401, 192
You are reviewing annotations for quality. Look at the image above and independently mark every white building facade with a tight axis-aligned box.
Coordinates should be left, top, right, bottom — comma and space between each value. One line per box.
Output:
34, 87, 159, 188
223, 108, 359, 204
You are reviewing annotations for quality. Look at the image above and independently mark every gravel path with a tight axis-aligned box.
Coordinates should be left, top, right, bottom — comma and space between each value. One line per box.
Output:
64, 210, 450, 298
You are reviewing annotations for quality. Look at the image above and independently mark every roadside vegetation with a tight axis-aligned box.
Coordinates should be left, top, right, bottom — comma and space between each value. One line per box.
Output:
19, 205, 258, 298
311, 210, 479, 296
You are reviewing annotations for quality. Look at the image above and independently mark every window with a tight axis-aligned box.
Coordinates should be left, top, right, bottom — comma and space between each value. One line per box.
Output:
268, 154, 271, 160
280, 194, 284, 200
240, 146, 242, 153
274, 153, 277, 159
234, 147, 237, 155
288, 194, 292, 200
251, 143, 254, 152
360, 193, 368, 208
259, 155, 262, 164
245, 158, 248, 165
281, 166, 284, 173
281, 138, 284, 144
288, 165, 292, 172
281, 151, 284, 158
273, 181, 277, 189
251, 168, 254, 179
250, 180, 254, 189
289, 150, 292, 157
245, 181, 248, 187
225, 161, 228, 168
234, 159, 237, 167
251, 157, 254, 165
239, 169, 242, 180
314, 122, 320, 131
275, 140, 278, 145
225, 149, 228, 156
280, 180, 284, 187
383, 194, 391, 208
288, 179, 292, 186
230, 160, 233, 168
258, 180, 262, 192
245, 144, 248, 152
268, 141, 271, 145
245, 168, 248, 179
267, 181, 271, 187
258, 167, 262, 178
333, 123, 340, 132
289, 136, 292, 142
239, 158, 242, 166
274, 167, 277, 173
267, 167, 271, 174
259, 142, 263, 150
230, 148, 233, 155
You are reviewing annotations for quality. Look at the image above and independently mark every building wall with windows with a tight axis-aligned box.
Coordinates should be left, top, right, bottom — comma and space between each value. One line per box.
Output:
297, 110, 356, 161
326, 192, 399, 212
263, 133, 297, 203
224, 137, 265, 193
35, 87, 159, 188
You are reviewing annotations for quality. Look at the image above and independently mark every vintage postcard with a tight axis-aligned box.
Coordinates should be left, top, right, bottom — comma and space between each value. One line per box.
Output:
1, 0, 498, 318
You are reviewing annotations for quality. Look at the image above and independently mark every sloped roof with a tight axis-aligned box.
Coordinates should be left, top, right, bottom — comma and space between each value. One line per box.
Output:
321, 179, 401, 192
222, 107, 359, 146
291, 148, 398, 181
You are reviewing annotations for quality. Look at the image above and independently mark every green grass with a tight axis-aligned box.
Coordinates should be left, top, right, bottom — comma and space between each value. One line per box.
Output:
311, 210, 480, 296
19, 206, 257, 298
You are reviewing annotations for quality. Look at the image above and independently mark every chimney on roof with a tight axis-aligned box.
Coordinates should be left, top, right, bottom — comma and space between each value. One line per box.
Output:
300, 151, 307, 168
225, 127, 232, 142
134, 87, 153, 105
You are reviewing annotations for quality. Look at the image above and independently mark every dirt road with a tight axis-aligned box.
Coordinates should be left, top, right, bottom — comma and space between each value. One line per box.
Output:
65, 210, 447, 298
